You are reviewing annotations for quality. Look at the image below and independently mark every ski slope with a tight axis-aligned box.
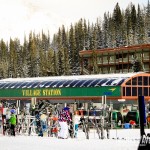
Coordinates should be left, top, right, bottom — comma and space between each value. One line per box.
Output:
0, 128, 149, 150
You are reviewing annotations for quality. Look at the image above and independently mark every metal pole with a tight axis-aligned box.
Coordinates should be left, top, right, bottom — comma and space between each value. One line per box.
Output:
101, 96, 105, 139
138, 96, 146, 137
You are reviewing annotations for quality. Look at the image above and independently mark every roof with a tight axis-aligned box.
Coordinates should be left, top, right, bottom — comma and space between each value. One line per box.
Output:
79, 44, 150, 56
0, 73, 142, 89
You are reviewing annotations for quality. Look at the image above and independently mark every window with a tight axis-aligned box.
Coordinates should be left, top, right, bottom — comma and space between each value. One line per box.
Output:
126, 87, 131, 96
143, 77, 148, 86
138, 77, 142, 85
126, 80, 131, 85
132, 87, 137, 96
123, 87, 125, 96
123, 75, 150, 97
138, 87, 142, 96
132, 78, 137, 85
144, 87, 148, 96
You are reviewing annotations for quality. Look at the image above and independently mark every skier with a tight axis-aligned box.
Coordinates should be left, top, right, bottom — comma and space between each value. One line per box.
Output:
40, 111, 48, 137
58, 106, 72, 139
9, 109, 17, 136
51, 115, 59, 137
73, 111, 80, 138
68, 120, 74, 138
35, 111, 42, 136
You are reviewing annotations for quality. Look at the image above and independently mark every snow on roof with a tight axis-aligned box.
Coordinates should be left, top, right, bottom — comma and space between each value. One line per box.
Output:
0, 72, 143, 82
0, 72, 146, 89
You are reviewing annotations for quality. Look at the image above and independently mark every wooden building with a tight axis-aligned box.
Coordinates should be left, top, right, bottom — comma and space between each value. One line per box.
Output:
79, 44, 150, 75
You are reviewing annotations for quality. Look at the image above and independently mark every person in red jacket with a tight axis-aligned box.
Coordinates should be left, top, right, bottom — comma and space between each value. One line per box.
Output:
58, 107, 72, 139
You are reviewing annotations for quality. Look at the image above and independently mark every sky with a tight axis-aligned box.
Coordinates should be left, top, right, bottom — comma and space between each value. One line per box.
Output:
0, 0, 148, 43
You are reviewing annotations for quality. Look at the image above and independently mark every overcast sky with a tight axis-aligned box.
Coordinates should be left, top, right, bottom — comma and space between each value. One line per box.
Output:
0, 0, 148, 43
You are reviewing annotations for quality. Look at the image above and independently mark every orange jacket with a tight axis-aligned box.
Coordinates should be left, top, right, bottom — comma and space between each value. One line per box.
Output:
147, 116, 150, 123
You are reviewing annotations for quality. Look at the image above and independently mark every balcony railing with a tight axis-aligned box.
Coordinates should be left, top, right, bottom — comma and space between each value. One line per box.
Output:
144, 68, 150, 72
129, 69, 133, 72
123, 69, 128, 73
97, 56, 149, 65
143, 56, 150, 60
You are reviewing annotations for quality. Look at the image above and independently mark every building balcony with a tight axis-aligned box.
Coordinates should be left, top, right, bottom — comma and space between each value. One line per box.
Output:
129, 69, 133, 72
109, 59, 115, 63
97, 56, 148, 65
123, 58, 128, 62
119, 58, 123, 62
115, 70, 120, 73
144, 68, 150, 72
103, 61, 109, 64
129, 57, 133, 62
103, 71, 108, 74
123, 69, 128, 73
143, 56, 150, 60
109, 70, 116, 73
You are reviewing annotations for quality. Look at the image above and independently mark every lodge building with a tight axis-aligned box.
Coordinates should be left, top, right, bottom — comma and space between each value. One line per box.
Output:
79, 44, 150, 75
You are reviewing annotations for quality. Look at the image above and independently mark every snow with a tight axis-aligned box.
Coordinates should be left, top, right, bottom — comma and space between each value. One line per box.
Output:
0, 72, 143, 82
0, 73, 142, 88
0, 129, 149, 150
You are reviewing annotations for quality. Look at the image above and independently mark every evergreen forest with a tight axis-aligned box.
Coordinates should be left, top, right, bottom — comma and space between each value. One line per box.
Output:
0, 2, 150, 78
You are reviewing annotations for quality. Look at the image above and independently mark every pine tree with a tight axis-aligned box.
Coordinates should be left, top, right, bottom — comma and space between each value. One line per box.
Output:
102, 12, 109, 48
56, 28, 64, 76
96, 18, 103, 49
136, 4, 145, 44
22, 36, 30, 77
0, 39, 9, 78
120, 11, 127, 46
53, 51, 58, 76
125, 5, 133, 45
14, 38, 23, 78
145, 0, 150, 43
112, 2, 123, 47
8, 38, 18, 78
91, 50, 99, 74
89, 23, 95, 50
57, 49, 64, 75
28, 32, 39, 77
132, 54, 145, 72
69, 24, 77, 75
46, 49, 56, 76
61, 25, 70, 75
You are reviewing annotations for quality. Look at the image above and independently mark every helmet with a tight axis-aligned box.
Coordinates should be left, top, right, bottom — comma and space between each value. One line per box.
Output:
63, 107, 70, 111
10, 109, 16, 114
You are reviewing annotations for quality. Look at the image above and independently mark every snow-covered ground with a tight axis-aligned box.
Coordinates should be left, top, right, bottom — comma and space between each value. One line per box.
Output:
0, 128, 149, 150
